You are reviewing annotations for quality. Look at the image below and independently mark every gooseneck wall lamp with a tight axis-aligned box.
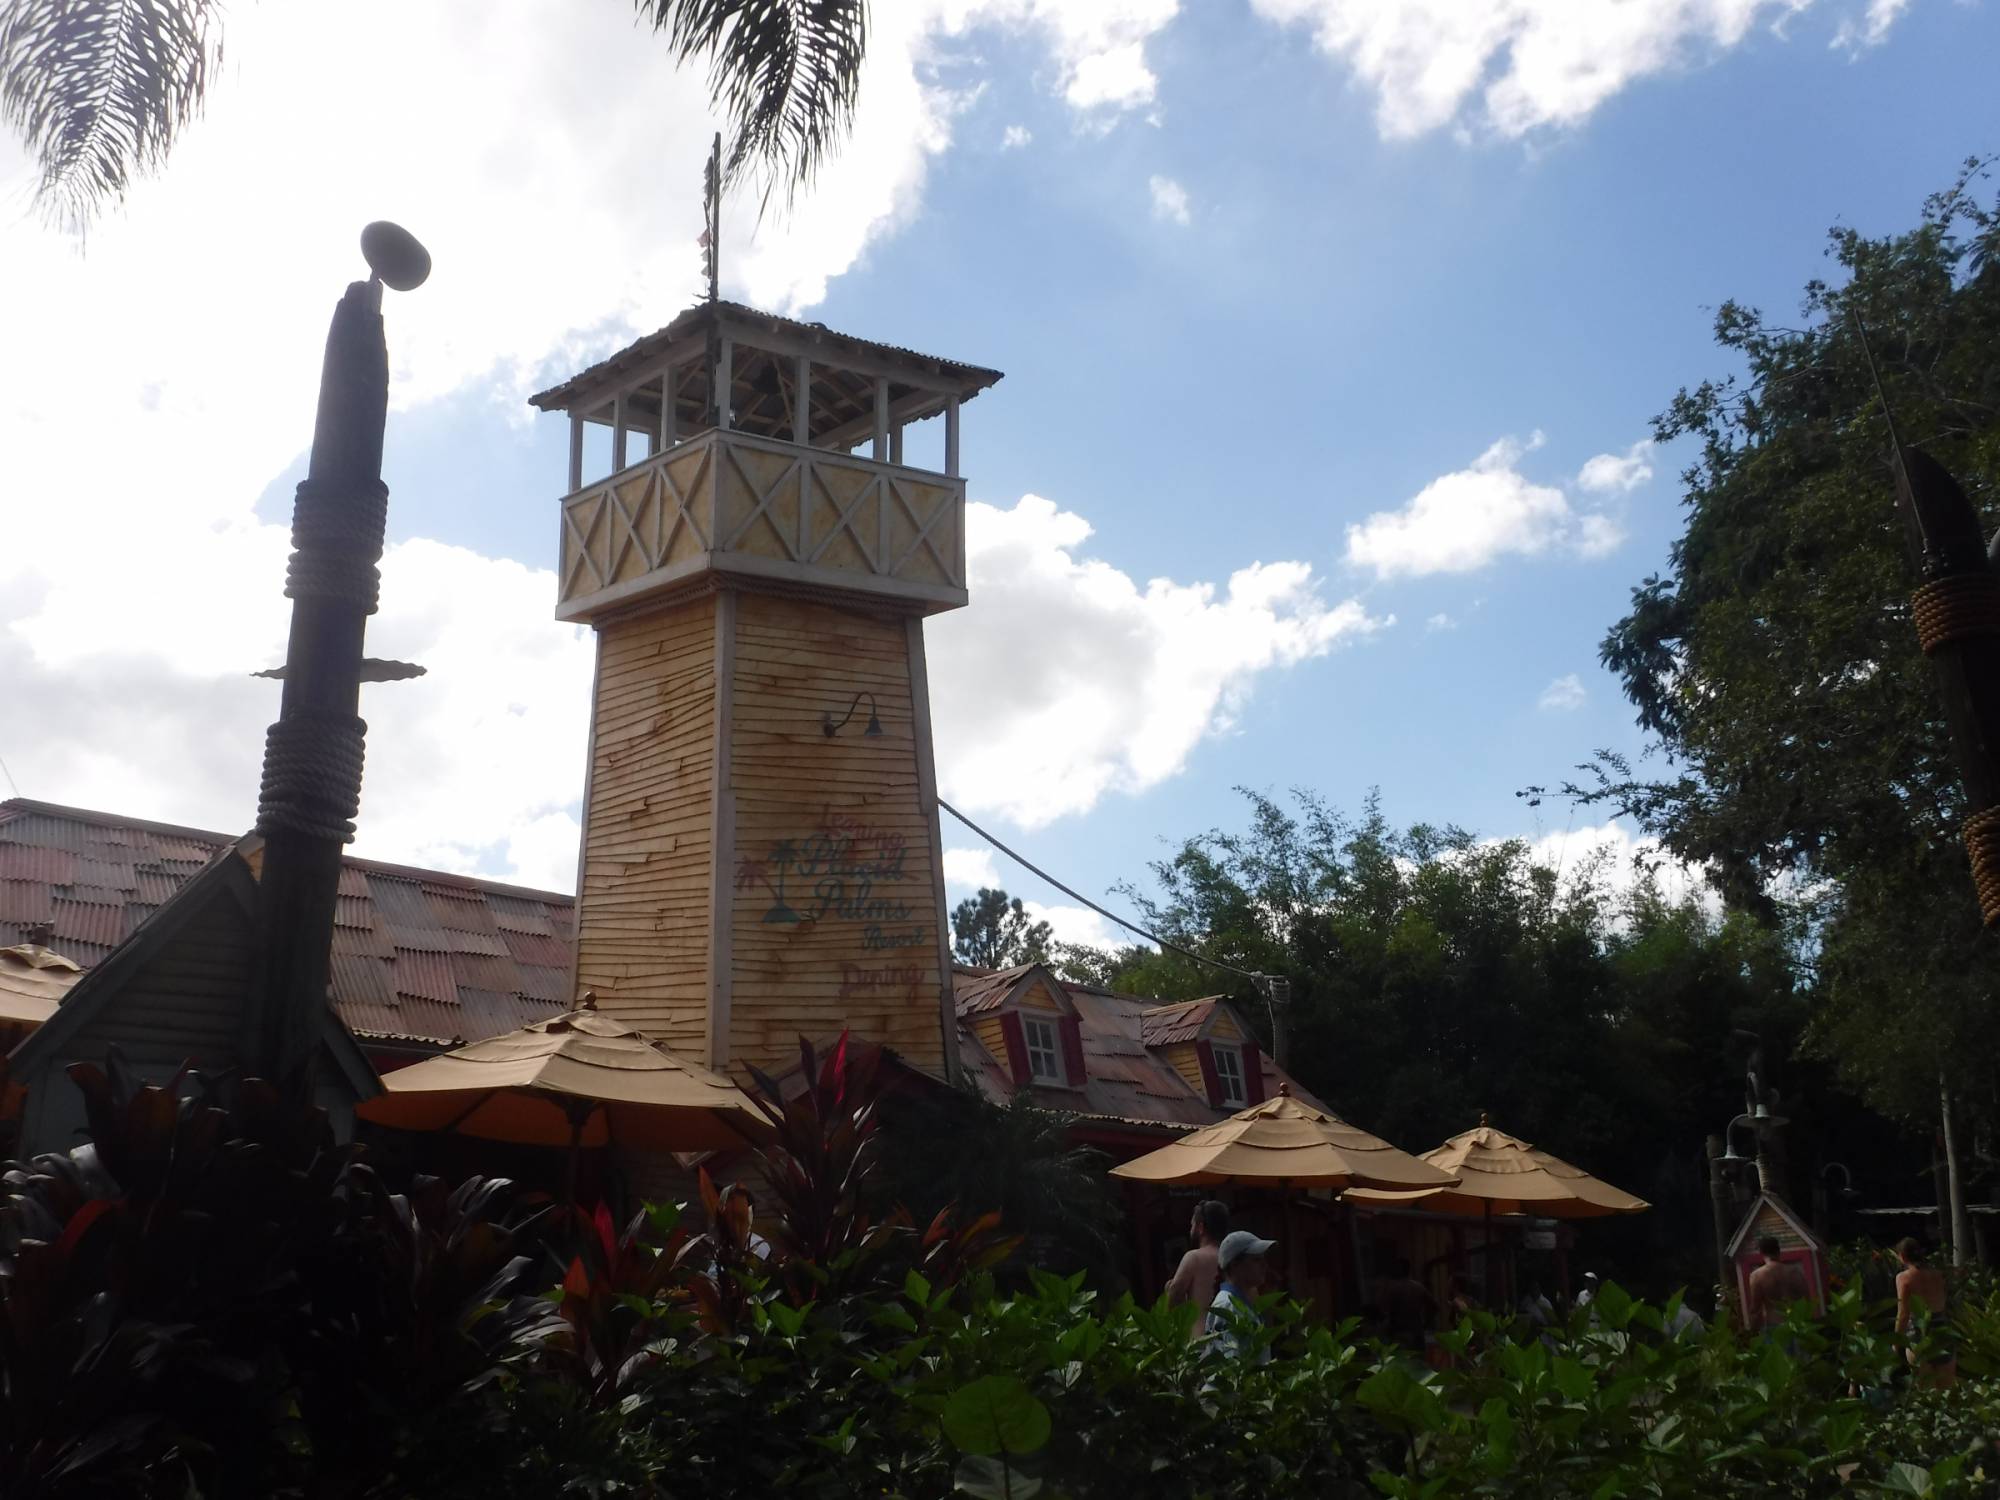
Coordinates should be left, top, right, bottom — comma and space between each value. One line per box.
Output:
822, 691, 884, 739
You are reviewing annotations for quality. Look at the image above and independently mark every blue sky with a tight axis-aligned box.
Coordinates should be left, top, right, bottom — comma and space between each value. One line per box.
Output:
5, 0, 1995, 942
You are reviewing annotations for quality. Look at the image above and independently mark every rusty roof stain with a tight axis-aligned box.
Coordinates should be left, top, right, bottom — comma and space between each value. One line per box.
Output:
953, 963, 1036, 1017
1138, 996, 1223, 1047
0, 799, 574, 1048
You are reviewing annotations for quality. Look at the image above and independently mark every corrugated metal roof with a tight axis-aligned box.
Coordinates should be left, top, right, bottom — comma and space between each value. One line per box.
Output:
954, 964, 1032, 1017
0, 799, 575, 1048
1138, 997, 1220, 1047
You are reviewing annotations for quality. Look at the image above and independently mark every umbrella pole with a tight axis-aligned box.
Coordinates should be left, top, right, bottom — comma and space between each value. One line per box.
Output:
562, 1101, 588, 1208
1483, 1199, 1493, 1306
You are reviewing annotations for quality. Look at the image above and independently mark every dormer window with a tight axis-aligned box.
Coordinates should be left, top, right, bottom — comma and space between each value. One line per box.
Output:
1211, 1044, 1247, 1108
1022, 1015, 1063, 1084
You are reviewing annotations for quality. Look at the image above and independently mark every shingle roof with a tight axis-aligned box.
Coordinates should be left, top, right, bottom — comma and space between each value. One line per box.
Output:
0, 800, 574, 1047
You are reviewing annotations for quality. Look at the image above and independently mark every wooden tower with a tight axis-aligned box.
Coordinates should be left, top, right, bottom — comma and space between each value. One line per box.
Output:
530, 303, 1001, 1079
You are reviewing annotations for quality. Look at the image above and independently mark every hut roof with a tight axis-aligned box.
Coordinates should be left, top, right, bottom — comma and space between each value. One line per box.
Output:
527, 300, 1002, 453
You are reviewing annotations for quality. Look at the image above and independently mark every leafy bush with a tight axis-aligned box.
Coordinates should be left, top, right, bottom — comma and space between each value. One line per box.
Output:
7, 1042, 2000, 1499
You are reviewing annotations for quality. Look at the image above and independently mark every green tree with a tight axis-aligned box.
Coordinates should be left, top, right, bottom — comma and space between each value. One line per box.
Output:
0, 0, 867, 230
951, 887, 1053, 971
1580, 162, 2000, 1243
1065, 788, 1824, 1292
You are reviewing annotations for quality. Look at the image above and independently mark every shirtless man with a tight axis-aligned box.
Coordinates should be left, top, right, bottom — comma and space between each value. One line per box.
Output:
1895, 1236, 1956, 1388
1744, 1235, 1811, 1331
1166, 1201, 1230, 1335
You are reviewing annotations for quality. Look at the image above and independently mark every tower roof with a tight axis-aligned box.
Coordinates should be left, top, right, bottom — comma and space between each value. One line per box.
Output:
528, 300, 1002, 448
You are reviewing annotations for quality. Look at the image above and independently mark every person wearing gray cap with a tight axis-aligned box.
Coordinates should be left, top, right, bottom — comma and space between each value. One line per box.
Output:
1203, 1229, 1277, 1361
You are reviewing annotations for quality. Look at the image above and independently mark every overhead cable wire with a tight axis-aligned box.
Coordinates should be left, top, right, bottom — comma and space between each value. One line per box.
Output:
936, 796, 1271, 989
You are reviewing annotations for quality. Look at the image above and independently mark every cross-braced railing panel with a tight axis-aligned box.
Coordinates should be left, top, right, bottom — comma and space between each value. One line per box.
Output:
556, 429, 966, 622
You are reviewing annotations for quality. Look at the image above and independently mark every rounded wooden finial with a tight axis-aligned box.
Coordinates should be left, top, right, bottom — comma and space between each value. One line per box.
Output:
1278, 1080, 1291, 1097
1479, 1110, 1490, 1127
576, 989, 598, 1012
361, 220, 432, 292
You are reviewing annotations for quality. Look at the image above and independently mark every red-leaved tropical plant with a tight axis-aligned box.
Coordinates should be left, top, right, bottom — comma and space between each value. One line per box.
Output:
742, 1035, 1021, 1305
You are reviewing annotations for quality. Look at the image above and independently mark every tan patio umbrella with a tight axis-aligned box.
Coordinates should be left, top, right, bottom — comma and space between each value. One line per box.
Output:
0, 939, 81, 1029
1343, 1117, 1649, 1218
1109, 1086, 1460, 1192
356, 998, 766, 1198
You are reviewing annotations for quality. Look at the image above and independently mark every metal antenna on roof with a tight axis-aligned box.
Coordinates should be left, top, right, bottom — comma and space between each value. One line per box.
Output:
699, 132, 721, 306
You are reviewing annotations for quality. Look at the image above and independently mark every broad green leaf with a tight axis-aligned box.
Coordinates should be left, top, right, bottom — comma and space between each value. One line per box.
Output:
1551, 1356, 1593, 1404
942, 1375, 1053, 1457
954, 1454, 1043, 1500
1876, 1461, 1934, 1497
1356, 1366, 1446, 1433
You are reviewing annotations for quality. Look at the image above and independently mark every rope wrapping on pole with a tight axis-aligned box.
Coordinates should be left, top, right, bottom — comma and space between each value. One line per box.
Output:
284, 477, 388, 613
1913, 573, 2000, 655
255, 712, 367, 843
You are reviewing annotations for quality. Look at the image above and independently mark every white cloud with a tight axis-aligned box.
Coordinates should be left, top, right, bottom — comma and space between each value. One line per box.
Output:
1345, 433, 1625, 579
1002, 124, 1034, 148
1149, 174, 1192, 224
1244, 0, 1900, 141
1577, 439, 1656, 495
944, 847, 1005, 890
1518, 819, 1713, 914
975, 0, 1181, 113
1834, 0, 1910, 51
1425, 613, 1456, 632
930, 495, 1389, 828
1024, 900, 1122, 949
1537, 673, 1587, 711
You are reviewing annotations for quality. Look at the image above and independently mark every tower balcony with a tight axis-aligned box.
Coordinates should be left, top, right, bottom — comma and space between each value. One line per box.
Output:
555, 428, 965, 624
532, 300, 1001, 626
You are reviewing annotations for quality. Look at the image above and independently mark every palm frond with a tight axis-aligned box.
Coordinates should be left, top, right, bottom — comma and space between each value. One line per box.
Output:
0, 0, 222, 232
637, 0, 867, 206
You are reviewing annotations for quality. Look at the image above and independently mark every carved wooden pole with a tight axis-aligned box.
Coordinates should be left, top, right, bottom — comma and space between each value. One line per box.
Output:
250, 225, 428, 1089
1705, 1134, 1734, 1313
1892, 447, 2000, 922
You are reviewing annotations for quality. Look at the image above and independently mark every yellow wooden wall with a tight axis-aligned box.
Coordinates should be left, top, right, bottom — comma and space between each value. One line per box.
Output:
1165, 1042, 1206, 1096
1017, 977, 1065, 1015
726, 592, 946, 1074
969, 1013, 1007, 1064
1208, 1008, 1242, 1042
574, 596, 717, 1056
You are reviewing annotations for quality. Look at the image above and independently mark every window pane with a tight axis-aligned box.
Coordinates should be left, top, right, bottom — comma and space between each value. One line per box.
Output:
1213, 1045, 1244, 1104
1024, 1017, 1061, 1082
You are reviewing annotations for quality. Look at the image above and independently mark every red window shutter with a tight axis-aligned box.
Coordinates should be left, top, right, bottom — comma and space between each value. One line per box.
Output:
1194, 1039, 1222, 1107
1243, 1043, 1266, 1105
1059, 1015, 1087, 1087
999, 1012, 1032, 1087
